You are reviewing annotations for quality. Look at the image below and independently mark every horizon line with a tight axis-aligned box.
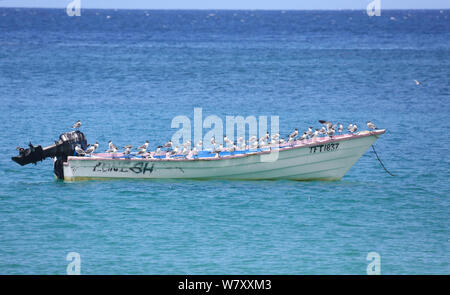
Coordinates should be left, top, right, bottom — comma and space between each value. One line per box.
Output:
0, 7, 449, 11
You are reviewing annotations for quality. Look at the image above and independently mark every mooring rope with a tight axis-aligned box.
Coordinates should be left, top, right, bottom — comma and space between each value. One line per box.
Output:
371, 145, 395, 176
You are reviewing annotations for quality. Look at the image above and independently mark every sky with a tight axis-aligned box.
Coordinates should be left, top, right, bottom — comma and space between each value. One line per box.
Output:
0, 0, 448, 10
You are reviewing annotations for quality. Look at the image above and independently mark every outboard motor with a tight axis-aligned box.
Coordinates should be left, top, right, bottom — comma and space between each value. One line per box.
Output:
12, 131, 88, 179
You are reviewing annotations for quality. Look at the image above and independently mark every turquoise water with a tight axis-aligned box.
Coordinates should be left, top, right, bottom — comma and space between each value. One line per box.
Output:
0, 8, 449, 274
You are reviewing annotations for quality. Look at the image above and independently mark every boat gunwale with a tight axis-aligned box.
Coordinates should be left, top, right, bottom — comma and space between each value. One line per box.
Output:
64, 129, 385, 165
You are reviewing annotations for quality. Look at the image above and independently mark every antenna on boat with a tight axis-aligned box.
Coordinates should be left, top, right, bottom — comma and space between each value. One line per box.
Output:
371, 145, 395, 176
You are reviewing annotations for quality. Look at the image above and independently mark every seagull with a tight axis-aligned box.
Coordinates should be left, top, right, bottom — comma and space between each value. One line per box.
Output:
106, 146, 118, 153
197, 140, 203, 149
182, 140, 191, 148
85, 142, 99, 154
163, 140, 173, 148
367, 121, 377, 130
248, 135, 257, 143
123, 144, 132, 149
75, 145, 85, 156
155, 146, 162, 155
338, 124, 344, 133
311, 129, 319, 140
137, 141, 149, 150
260, 132, 270, 142
348, 123, 358, 133
137, 147, 147, 155
108, 140, 117, 150
16, 146, 25, 154
71, 120, 81, 129
319, 127, 327, 135
210, 136, 216, 147
306, 127, 313, 137
414, 79, 421, 86
258, 140, 267, 148
289, 128, 298, 139
271, 133, 280, 142
300, 133, 307, 141
192, 147, 198, 156
182, 147, 190, 155
170, 146, 179, 155
319, 120, 332, 130
224, 136, 233, 146
123, 146, 131, 155
227, 145, 236, 152
327, 128, 335, 138
213, 144, 223, 156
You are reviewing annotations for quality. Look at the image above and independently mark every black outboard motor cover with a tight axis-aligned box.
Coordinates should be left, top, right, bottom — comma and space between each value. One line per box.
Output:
12, 131, 88, 179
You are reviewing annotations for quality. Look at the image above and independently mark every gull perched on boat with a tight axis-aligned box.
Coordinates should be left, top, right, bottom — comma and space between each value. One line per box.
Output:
319, 120, 333, 130
289, 128, 298, 139
367, 121, 377, 130
260, 132, 270, 142
108, 140, 117, 150
311, 129, 319, 140
327, 128, 335, 138
75, 145, 86, 156
319, 127, 326, 135
196, 140, 202, 149
123, 146, 131, 155
226, 145, 236, 152
16, 146, 25, 155
171, 146, 179, 155
106, 141, 118, 153
338, 124, 344, 133
72, 120, 81, 129
155, 146, 162, 155
213, 144, 223, 157
237, 136, 244, 146
106, 146, 118, 153
348, 123, 358, 133
182, 140, 191, 149
163, 140, 173, 148
258, 139, 268, 148
300, 132, 308, 141
191, 147, 198, 156
137, 141, 149, 150
224, 136, 233, 146
85, 142, 99, 155
306, 126, 313, 137
271, 133, 280, 142
182, 147, 190, 155
210, 136, 216, 147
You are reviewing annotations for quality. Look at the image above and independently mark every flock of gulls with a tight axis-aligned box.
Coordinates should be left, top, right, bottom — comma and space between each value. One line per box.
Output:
71, 120, 378, 159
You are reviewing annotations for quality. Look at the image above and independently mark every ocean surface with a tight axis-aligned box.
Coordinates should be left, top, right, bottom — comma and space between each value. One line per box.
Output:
0, 8, 449, 274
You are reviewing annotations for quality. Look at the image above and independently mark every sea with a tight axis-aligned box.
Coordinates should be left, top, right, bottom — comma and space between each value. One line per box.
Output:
0, 8, 448, 274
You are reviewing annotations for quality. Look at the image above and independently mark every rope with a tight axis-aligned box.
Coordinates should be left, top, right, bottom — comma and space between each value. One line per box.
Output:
371, 145, 395, 176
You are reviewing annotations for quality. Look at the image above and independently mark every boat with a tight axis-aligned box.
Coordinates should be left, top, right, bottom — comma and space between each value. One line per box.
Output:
60, 129, 385, 181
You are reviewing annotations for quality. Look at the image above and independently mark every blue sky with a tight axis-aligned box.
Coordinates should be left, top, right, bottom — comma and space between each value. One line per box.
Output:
0, 0, 449, 9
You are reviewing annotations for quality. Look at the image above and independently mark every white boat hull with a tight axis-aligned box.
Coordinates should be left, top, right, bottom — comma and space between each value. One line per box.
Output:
63, 130, 385, 181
